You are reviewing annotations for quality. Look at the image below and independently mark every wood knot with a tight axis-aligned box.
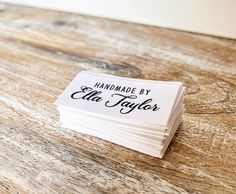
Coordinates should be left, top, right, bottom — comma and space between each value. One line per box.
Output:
90, 59, 143, 78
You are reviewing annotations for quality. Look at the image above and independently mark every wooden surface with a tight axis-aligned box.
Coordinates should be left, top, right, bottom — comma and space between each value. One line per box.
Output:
0, 3, 236, 194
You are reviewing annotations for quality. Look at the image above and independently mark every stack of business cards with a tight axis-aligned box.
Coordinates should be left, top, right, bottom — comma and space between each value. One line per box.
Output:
55, 71, 184, 158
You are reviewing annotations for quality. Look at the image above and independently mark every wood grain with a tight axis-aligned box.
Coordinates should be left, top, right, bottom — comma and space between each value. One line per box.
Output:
0, 3, 236, 194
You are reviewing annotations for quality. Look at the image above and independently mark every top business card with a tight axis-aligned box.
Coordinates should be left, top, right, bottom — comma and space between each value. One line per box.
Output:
55, 71, 183, 126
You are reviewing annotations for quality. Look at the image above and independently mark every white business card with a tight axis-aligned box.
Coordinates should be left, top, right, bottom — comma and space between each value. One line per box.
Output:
55, 71, 184, 158
56, 71, 183, 126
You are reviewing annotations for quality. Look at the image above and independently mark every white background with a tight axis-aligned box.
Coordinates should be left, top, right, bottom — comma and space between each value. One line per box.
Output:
1, 0, 236, 39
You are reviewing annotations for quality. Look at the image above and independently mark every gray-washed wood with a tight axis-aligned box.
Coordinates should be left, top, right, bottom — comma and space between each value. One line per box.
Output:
0, 3, 236, 194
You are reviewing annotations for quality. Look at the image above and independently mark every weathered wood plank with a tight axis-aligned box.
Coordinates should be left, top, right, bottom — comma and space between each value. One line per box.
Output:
0, 3, 235, 194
